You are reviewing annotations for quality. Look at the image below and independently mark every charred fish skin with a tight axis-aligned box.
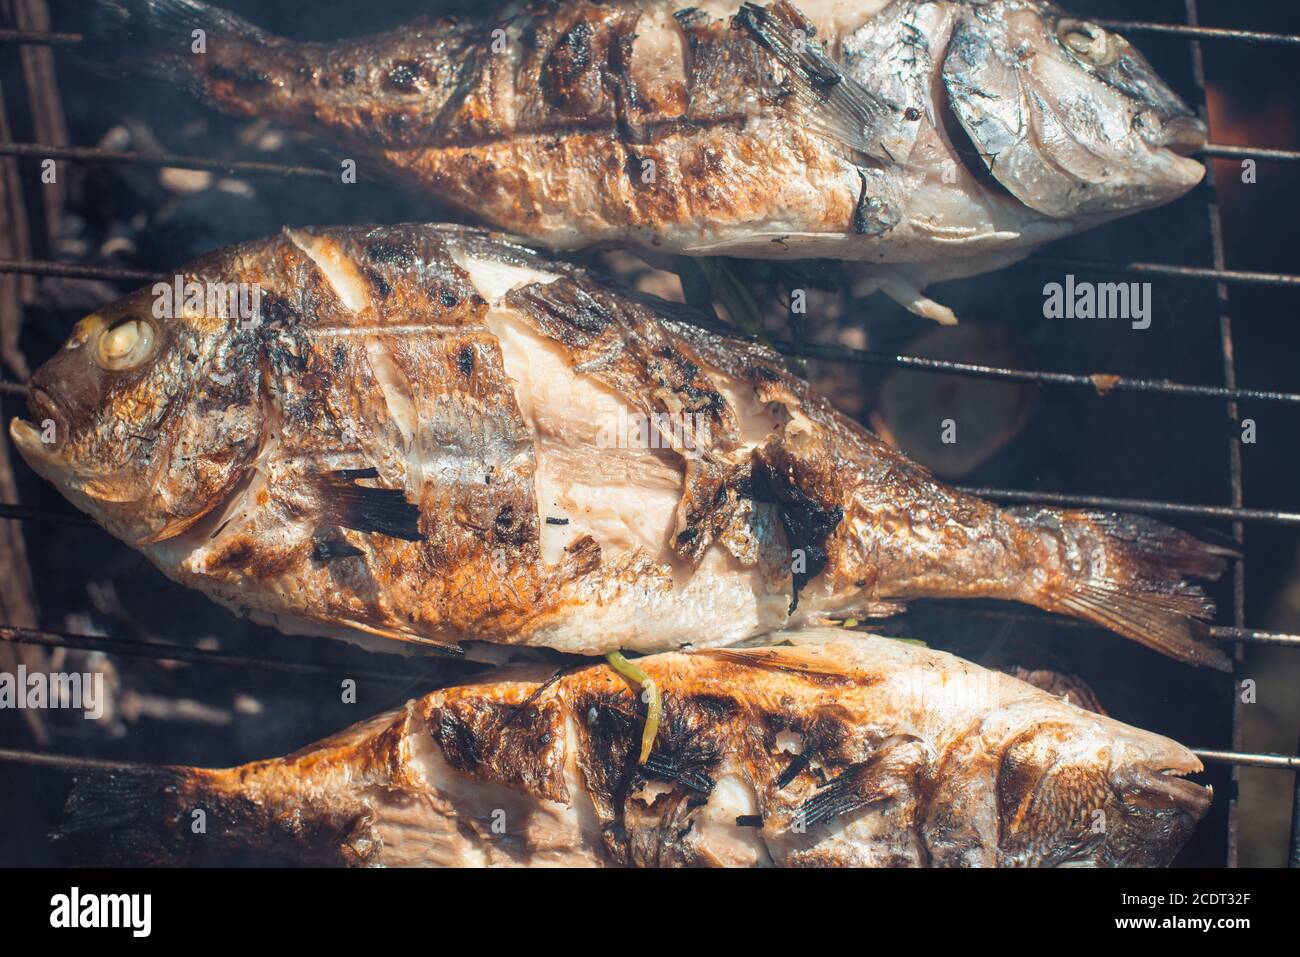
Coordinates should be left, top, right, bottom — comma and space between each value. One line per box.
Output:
53, 633, 1212, 867
90, 1, 1207, 287
10, 223, 1231, 666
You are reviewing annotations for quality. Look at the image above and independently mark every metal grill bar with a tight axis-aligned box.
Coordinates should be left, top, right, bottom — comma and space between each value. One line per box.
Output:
901, 603, 1300, 649
3, 141, 1297, 181
1196, 750, 1300, 771
2, 20, 1299, 48
0, 504, 93, 526
1292, 744, 1300, 867
954, 489, 1300, 526
0, 143, 336, 179
5, 273, 1298, 405
1096, 19, 1300, 46
12, 348, 1300, 407
780, 343, 1300, 405
1184, 0, 1247, 869
2, 743, 1296, 775
0, 28, 81, 45
6, 587, 1300, 656
1027, 257, 1300, 290
0, 749, 155, 774
0, 259, 156, 282
1201, 144, 1300, 163
6, 252, 1295, 291
0, 625, 442, 683
4, 489, 1299, 530
4, 492, 1300, 529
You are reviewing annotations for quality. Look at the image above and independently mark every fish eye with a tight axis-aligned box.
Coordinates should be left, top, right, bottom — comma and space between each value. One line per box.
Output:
95, 318, 157, 372
1058, 19, 1120, 67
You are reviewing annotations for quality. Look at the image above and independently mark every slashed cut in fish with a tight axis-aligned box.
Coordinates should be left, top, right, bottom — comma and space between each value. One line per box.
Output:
10, 224, 1232, 667
53, 632, 1211, 867
89, 0, 1210, 323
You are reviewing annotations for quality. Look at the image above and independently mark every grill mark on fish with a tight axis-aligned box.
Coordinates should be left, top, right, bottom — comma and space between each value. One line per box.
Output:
384, 60, 425, 94
456, 344, 476, 377
430, 696, 571, 805
364, 241, 418, 268
497, 665, 571, 734
746, 450, 844, 611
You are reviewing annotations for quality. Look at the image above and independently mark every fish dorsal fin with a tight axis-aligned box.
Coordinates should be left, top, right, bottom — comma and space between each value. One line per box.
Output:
733, 1, 904, 166
795, 736, 928, 828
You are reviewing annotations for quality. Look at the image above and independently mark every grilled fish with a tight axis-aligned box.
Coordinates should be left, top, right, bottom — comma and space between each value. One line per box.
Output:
54, 631, 1211, 867
91, 0, 1209, 323
10, 223, 1231, 666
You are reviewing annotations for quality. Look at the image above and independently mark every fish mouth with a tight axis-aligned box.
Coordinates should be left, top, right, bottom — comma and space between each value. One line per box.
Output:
1163, 116, 1209, 157
1126, 763, 1213, 818
8, 415, 57, 473
26, 387, 68, 441
1137, 111, 1210, 158
9, 387, 69, 471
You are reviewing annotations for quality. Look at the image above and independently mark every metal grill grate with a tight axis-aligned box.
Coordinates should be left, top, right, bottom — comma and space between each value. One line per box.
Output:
0, 3, 1297, 867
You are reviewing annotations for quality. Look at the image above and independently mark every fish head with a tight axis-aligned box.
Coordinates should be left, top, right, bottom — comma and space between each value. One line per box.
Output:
995, 712, 1211, 867
941, 0, 1207, 220
10, 276, 264, 546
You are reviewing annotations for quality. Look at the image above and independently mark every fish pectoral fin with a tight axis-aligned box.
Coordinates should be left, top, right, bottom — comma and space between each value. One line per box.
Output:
315, 468, 423, 541
844, 599, 908, 619
733, 1, 903, 167
695, 258, 769, 343
792, 738, 927, 831
641, 751, 716, 795
866, 270, 959, 325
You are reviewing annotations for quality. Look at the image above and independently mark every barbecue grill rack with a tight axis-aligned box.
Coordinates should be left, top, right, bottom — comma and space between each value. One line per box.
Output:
0, 0, 1296, 867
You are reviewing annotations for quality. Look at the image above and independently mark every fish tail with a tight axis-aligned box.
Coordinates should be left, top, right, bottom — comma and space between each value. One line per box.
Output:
51, 762, 202, 865
87, 0, 279, 107
54, 759, 378, 865
1007, 507, 1234, 670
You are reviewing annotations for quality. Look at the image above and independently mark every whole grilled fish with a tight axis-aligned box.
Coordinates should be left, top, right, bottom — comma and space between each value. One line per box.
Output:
10, 223, 1231, 666
54, 632, 1211, 867
92, 0, 1208, 323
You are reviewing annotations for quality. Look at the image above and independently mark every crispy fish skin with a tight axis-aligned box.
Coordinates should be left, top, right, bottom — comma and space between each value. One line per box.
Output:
53, 633, 1211, 867
11, 223, 1231, 665
90, 0, 1207, 317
